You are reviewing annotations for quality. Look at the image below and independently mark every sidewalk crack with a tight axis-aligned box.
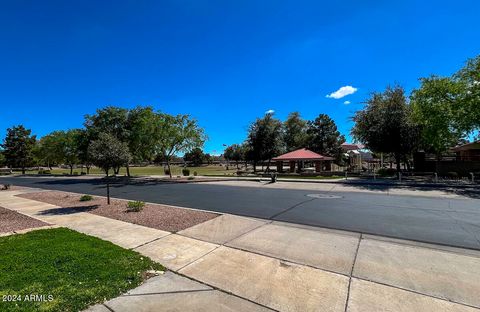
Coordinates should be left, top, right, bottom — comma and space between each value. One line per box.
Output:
344, 233, 362, 312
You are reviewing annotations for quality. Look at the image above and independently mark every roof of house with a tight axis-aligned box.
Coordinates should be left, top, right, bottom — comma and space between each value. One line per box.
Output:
272, 148, 334, 161
452, 140, 480, 151
341, 142, 364, 151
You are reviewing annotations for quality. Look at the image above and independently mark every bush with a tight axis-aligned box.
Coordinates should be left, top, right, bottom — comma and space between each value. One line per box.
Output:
377, 168, 397, 177
187, 176, 195, 180
79, 195, 93, 201
182, 168, 190, 176
37, 169, 51, 175
127, 201, 145, 212
193, 171, 198, 176
164, 168, 170, 175
1, 184, 11, 190
73, 171, 79, 175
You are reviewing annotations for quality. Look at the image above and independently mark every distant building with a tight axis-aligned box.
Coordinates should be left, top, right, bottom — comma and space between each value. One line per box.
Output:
452, 140, 480, 161
414, 140, 480, 175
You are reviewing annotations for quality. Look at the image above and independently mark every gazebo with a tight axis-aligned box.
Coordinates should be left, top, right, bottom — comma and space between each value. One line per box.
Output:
272, 148, 334, 173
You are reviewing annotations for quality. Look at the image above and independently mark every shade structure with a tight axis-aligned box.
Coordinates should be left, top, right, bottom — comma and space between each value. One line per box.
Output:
272, 148, 333, 161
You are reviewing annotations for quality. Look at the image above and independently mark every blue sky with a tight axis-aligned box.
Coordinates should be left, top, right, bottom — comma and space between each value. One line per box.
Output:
1, 1, 479, 154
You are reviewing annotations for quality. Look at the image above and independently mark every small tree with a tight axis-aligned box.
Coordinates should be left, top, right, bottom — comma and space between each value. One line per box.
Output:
224, 144, 245, 169
183, 148, 206, 166
154, 113, 206, 178
247, 113, 283, 172
88, 133, 131, 176
1, 125, 37, 174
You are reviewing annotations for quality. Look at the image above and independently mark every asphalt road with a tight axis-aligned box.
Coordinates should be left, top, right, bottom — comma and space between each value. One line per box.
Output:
2, 176, 480, 250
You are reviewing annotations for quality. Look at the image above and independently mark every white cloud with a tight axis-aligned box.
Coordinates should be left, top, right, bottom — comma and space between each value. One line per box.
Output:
326, 86, 358, 99
343, 100, 351, 105
265, 109, 275, 115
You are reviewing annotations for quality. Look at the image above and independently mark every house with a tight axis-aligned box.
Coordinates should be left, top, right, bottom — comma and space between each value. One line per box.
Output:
452, 140, 480, 161
272, 148, 333, 173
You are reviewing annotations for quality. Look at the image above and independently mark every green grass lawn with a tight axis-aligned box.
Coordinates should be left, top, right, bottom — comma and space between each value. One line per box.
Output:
13, 165, 237, 177
0, 228, 163, 312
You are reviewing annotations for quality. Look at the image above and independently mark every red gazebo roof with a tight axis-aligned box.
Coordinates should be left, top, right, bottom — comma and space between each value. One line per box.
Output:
272, 148, 333, 161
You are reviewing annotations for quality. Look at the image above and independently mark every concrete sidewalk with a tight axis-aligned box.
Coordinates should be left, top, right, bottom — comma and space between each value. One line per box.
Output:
1, 189, 480, 311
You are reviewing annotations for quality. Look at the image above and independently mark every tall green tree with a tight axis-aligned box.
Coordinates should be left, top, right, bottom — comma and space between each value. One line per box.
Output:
306, 114, 345, 161
62, 129, 82, 175
36, 131, 65, 169
410, 76, 464, 157
247, 113, 283, 172
284, 112, 308, 152
1, 125, 37, 174
126, 106, 159, 173
154, 113, 206, 178
454, 55, 480, 134
0, 150, 5, 167
84, 106, 131, 174
88, 132, 131, 176
352, 85, 420, 173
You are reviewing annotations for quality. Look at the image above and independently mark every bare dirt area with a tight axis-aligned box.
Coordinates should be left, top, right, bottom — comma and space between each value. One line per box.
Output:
18, 191, 219, 233
0, 207, 50, 233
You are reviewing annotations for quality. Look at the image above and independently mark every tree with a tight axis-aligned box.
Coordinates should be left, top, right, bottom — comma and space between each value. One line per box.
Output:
88, 132, 131, 176
306, 114, 345, 162
224, 144, 245, 169
1, 125, 37, 174
0, 150, 5, 167
62, 129, 82, 175
154, 113, 206, 178
454, 55, 480, 134
410, 77, 464, 157
84, 106, 131, 174
126, 106, 159, 172
36, 131, 65, 169
352, 85, 420, 173
284, 112, 308, 151
183, 148, 206, 166
247, 113, 283, 172
76, 129, 93, 174
410, 54, 480, 157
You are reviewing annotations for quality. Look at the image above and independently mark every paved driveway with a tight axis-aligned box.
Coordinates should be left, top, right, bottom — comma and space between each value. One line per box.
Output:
1, 176, 480, 250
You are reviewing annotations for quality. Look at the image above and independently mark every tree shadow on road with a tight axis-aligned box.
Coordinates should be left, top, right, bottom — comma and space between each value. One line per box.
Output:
37, 205, 99, 215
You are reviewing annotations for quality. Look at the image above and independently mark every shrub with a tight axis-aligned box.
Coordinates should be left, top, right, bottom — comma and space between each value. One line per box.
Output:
79, 195, 93, 202
193, 171, 198, 176
182, 168, 190, 176
1, 184, 11, 190
377, 168, 397, 177
164, 168, 170, 175
187, 176, 195, 180
127, 201, 145, 212
73, 171, 79, 175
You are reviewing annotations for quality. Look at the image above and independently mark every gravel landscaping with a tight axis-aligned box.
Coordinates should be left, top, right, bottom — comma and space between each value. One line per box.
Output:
0, 207, 50, 233
18, 191, 219, 232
